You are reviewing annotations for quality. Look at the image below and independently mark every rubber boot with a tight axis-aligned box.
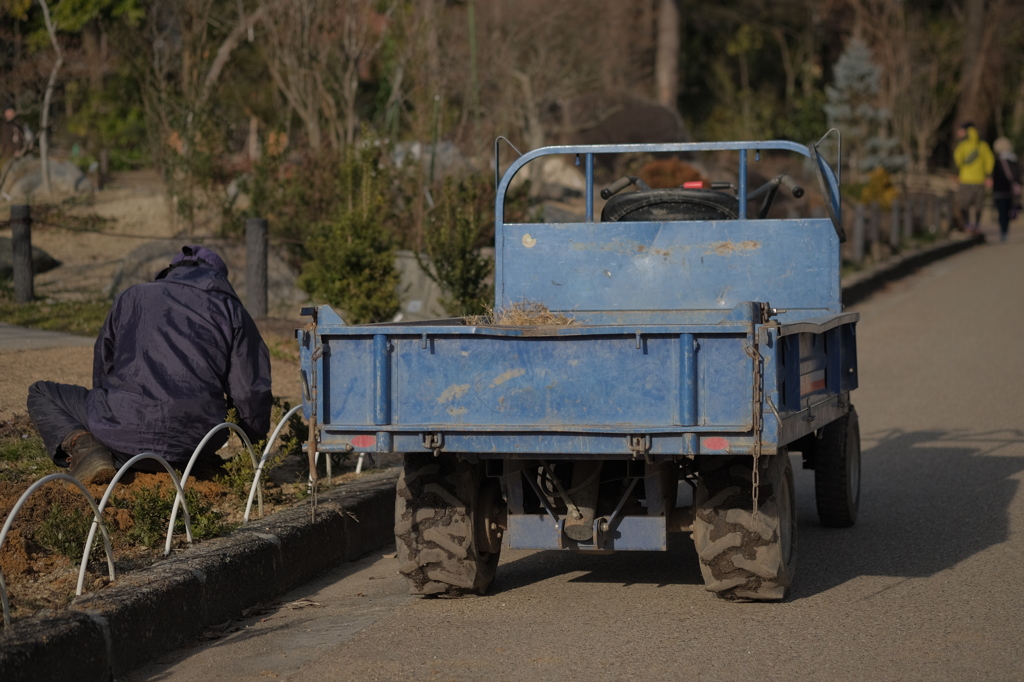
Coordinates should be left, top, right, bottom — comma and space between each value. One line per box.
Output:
62, 430, 117, 485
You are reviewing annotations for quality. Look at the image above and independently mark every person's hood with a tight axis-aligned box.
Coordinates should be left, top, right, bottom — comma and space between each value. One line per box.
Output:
155, 245, 240, 300
169, 245, 228, 277
964, 125, 980, 143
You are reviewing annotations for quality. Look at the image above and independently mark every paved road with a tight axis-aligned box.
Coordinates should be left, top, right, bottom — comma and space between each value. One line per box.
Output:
127, 237, 1024, 681
0, 322, 94, 351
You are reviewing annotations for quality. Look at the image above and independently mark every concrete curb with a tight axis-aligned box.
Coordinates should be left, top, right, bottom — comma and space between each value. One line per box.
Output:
0, 470, 398, 681
841, 232, 985, 307
0, 232, 985, 681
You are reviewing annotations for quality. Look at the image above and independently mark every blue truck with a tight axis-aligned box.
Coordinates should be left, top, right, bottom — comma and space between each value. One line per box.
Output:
298, 137, 860, 601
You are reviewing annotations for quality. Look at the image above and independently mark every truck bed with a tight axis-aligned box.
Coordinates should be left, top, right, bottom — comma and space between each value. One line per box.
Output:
299, 302, 858, 458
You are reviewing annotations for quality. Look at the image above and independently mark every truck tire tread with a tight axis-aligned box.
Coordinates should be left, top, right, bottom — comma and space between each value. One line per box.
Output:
694, 454, 796, 601
395, 453, 498, 597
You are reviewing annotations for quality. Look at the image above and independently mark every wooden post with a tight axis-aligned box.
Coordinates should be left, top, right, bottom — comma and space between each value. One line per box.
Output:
945, 190, 956, 235
890, 198, 902, 250
852, 203, 865, 265
869, 202, 881, 260
245, 217, 268, 319
909, 195, 917, 240
11, 205, 34, 304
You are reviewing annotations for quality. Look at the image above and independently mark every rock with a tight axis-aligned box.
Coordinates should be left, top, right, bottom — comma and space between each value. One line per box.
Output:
108, 241, 476, 322
1, 156, 94, 200
0, 237, 61, 280
558, 92, 690, 147
109, 239, 308, 318
393, 251, 446, 321
542, 202, 585, 223
392, 141, 470, 177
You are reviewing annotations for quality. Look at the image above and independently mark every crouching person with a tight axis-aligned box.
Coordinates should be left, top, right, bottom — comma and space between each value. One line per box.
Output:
27, 245, 273, 484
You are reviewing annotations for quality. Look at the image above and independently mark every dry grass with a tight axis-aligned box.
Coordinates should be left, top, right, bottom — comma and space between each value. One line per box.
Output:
466, 301, 577, 326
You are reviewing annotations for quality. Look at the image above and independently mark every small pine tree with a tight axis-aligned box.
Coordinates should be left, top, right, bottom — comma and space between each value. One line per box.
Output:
824, 38, 904, 181
299, 146, 401, 324
418, 175, 494, 317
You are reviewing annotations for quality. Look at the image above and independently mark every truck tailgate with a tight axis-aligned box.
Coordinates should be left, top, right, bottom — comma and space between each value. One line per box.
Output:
300, 308, 767, 457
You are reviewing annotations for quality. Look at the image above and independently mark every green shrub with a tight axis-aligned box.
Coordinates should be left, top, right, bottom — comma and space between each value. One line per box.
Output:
36, 503, 97, 559
298, 145, 401, 324
110, 485, 224, 549
418, 175, 494, 316
216, 447, 266, 500
216, 399, 305, 499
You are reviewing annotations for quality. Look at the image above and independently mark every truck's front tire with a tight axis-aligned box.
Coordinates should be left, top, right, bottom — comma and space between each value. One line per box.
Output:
395, 453, 500, 596
693, 453, 797, 601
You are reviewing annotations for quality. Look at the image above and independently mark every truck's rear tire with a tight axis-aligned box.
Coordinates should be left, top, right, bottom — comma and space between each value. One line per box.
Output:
814, 407, 861, 528
693, 453, 796, 601
395, 453, 500, 596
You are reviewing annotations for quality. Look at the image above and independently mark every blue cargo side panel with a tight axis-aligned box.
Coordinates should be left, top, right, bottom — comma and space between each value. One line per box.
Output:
700, 336, 755, 428
391, 334, 678, 428
321, 337, 374, 426
315, 331, 754, 431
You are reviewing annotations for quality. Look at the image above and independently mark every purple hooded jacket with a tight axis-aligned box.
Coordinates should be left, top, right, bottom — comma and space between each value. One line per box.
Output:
85, 246, 272, 465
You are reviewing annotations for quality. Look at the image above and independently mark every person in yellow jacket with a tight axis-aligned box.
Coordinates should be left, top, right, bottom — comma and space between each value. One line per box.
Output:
954, 122, 995, 232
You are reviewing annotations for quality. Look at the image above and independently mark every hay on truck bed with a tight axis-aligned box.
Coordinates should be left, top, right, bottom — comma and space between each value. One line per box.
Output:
466, 301, 578, 326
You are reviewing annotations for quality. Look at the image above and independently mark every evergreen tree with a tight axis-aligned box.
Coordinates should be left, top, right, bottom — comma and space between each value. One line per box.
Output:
298, 145, 401, 324
824, 38, 904, 181
417, 174, 494, 317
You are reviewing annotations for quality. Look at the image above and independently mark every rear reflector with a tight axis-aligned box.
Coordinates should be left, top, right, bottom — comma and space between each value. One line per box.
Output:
350, 435, 376, 449
703, 437, 730, 451
682, 180, 708, 189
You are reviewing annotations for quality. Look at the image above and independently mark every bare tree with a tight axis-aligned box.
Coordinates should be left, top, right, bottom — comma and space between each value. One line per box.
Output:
891, 12, 962, 173
842, 0, 962, 172
763, 1, 823, 113
259, 0, 326, 150
259, 0, 392, 152
955, 0, 996, 130
1011, 78, 1024, 140
128, 0, 269, 231
474, 1, 643, 145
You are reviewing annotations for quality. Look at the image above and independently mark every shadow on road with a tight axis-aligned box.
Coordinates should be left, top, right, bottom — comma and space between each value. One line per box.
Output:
493, 428, 1024, 599
792, 427, 1024, 600
492, 533, 703, 594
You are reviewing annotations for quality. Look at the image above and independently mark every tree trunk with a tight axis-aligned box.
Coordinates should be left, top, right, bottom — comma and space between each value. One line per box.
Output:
654, 0, 680, 108
248, 115, 260, 162
771, 28, 796, 110
512, 70, 546, 196
82, 22, 108, 188
467, 0, 480, 150
956, 0, 991, 131
199, 4, 270, 110
1010, 77, 1024, 139
38, 0, 63, 197
424, 0, 440, 87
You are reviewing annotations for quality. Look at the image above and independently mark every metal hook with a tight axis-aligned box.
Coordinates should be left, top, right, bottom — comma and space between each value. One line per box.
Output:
814, 128, 842, 187
494, 136, 523, 190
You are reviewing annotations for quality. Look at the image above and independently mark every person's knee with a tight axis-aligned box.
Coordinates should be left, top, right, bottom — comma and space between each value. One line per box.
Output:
27, 379, 49, 399
26, 380, 54, 415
